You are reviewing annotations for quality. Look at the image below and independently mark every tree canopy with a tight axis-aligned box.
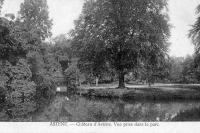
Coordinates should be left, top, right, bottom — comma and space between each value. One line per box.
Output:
189, 5, 200, 53
0, 0, 60, 119
18, 0, 52, 44
0, 0, 4, 14
71, 0, 170, 88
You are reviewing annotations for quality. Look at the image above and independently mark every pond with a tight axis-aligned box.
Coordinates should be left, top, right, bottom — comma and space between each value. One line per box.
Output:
56, 95, 200, 121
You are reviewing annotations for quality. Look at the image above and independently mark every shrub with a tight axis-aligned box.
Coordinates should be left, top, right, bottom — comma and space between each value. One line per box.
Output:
64, 64, 78, 94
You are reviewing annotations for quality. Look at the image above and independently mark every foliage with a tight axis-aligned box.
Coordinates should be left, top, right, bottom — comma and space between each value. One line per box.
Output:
135, 56, 171, 85
0, 0, 4, 14
0, 59, 37, 118
8, 59, 35, 98
64, 65, 77, 86
181, 55, 197, 83
0, 0, 60, 120
51, 34, 72, 71
16, 0, 59, 110
188, 4, 200, 83
26, 47, 61, 107
63, 58, 79, 93
0, 16, 29, 115
168, 57, 184, 83
71, 0, 170, 88
0, 17, 27, 61
18, 0, 52, 43
167, 55, 199, 84
189, 5, 200, 53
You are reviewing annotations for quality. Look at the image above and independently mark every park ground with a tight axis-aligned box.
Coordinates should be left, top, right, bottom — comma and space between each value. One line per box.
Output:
77, 83, 200, 100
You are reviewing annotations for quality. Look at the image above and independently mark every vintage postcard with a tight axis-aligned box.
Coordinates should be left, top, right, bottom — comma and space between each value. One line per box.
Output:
0, 0, 200, 132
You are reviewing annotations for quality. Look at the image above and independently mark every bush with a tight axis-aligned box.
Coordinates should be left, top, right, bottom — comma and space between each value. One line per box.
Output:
0, 59, 38, 118
27, 50, 61, 109
64, 64, 78, 93
34, 74, 56, 109
0, 86, 6, 105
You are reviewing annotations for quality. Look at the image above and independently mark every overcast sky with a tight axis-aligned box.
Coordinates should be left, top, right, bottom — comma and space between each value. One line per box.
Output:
1, 0, 200, 57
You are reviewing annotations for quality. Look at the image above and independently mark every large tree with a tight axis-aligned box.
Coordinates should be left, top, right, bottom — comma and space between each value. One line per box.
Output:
189, 4, 200, 83
17, 0, 58, 104
71, 0, 170, 88
18, 0, 52, 45
17, 0, 54, 76
189, 5, 200, 53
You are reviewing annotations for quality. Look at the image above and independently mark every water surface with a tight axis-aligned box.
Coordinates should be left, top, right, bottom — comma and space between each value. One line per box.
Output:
58, 95, 200, 121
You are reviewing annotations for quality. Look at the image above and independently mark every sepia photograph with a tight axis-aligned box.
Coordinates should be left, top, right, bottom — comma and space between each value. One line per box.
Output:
1, 0, 200, 130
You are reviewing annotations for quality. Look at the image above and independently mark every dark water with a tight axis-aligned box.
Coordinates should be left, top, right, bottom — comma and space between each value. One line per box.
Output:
2, 95, 200, 121
59, 95, 200, 121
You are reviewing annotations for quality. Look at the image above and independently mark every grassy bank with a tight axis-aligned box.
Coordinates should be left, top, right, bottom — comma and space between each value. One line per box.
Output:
77, 84, 200, 100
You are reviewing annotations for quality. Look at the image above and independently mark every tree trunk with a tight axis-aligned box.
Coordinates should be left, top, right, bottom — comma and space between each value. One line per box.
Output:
95, 77, 99, 86
118, 70, 125, 89
148, 82, 151, 87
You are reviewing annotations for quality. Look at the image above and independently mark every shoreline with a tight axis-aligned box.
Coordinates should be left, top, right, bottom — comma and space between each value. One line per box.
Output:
76, 86, 200, 100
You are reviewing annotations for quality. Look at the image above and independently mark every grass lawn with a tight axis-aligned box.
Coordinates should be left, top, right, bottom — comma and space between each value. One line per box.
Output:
77, 83, 200, 100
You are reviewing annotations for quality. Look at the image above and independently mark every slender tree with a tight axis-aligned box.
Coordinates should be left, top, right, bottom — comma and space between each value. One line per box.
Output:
17, 0, 53, 75
71, 0, 170, 88
18, 0, 52, 44
0, 0, 4, 14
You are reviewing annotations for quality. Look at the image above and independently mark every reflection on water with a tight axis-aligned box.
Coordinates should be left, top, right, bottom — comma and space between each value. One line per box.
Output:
59, 95, 200, 121
4, 95, 200, 121
0, 98, 37, 121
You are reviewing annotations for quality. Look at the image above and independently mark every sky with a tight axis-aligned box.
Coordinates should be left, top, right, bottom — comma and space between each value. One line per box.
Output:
1, 0, 200, 57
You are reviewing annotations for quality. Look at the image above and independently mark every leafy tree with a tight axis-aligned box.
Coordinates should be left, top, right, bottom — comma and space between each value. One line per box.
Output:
64, 58, 79, 92
181, 55, 197, 83
6, 59, 37, 117
0, 15, 38, 118
16, 0, 59, 110
168, 57, 184, 83
188, 4, 200, 83
0, 17, 27, 61
0, 0, 61, 120
167, 56, 199, 83
71, 0, 170, 88
26, 43, 61, 105
17, 0, 55, 81
0, 0, 4, 14
189, 5, 200, 53
139, 41, 170, 85
193, 54, 200, 82
52, 34, 72, 71
18, 0, 52, 46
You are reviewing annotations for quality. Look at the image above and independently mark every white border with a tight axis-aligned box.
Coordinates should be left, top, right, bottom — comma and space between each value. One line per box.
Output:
1, 122, 200, 133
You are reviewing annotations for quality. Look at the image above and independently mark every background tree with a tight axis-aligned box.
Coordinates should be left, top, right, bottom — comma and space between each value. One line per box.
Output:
189, 4, 200, 53
18, 0, 52, 44
71, 0, 170, 88
188, 4, 200, 83
52, 34, 72, 71
50, 34, 78, 87
167, 56, 200, 84
181, 55, 197, 83
0, 14, 38, 118
17, 0, 54, 81
0, 0, 4, 14
168, 57, 184, 83
14, 0, 59, 112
